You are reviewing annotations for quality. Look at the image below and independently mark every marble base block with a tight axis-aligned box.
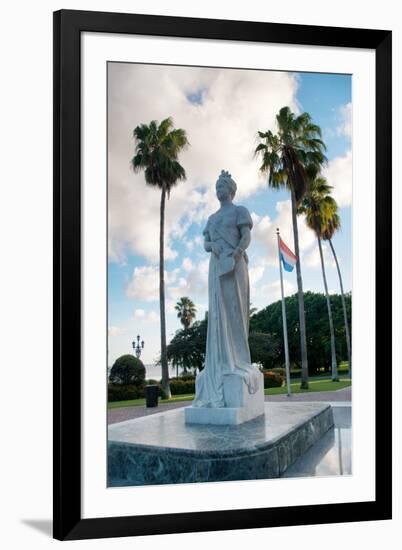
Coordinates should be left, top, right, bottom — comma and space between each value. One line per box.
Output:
108, 402, 334, 487
184, 371, 265, 425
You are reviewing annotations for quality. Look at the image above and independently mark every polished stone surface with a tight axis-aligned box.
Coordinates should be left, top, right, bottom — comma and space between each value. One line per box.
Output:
282, 405, 352, 477
108, 402, 334, 486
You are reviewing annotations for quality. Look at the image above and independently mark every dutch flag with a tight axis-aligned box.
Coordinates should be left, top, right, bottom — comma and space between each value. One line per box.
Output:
279, 238, 297, 272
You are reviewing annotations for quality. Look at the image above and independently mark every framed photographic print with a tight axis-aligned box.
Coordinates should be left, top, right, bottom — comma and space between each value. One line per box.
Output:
53, 9, 392, 541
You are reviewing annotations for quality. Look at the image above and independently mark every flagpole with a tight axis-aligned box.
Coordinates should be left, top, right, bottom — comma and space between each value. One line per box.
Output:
277, 228, 292, 397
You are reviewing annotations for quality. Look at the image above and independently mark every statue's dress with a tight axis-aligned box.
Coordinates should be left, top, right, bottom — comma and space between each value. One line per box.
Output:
192, 203, 261, 408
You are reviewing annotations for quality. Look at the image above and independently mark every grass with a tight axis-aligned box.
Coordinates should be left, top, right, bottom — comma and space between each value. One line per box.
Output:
108, 378, 351, 409
264, 378, 351, 395
108, 393, 195, 409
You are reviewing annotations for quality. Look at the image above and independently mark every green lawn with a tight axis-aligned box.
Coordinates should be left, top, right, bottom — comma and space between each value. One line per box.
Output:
108, 393, 196, 409
108, 378, 351, 409
264, 378, 351, 395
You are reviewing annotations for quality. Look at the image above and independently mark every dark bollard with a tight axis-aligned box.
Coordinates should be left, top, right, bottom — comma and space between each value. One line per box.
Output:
145, 385, 159, 408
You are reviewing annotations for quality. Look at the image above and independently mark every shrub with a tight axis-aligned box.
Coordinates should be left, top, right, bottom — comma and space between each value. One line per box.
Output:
109, 355, 146, 386
338, 362, 349, 374
179, 374, 196, 382
170, 375, 195, 383
263, 371, 283, 388
169, 378, 196, 395
108, 384, 145, 402
268, 367, 286, 378
290, 367, 302, 379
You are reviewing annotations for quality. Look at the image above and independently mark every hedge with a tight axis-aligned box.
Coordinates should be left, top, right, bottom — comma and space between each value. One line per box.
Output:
170, 379, 196, 395
263, 371, 283, 388
268, 367, 286, 378
108, 384, 145, 402
290, 368, 302, 379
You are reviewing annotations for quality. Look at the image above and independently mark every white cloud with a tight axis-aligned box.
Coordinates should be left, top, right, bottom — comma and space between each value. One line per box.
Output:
108, 326, 122, 337
304, 242, 335, 270
126, 258, 209, 310
134, 308, 160, 324
182, 257, 194, 272
108, 63, 299, 263
183, 235, 203, 252
252, 212, 273, 250
147, 311, 160, 323
126, 266, 159, 301
248, 257, 268, 304
259, 280, 296, 305
249, 263, 266, 287
126, 266, 179, 302
337, 102, 352, 138
323, 150, 352, 208
167, 258, 209, 306
251, 200, 316, 265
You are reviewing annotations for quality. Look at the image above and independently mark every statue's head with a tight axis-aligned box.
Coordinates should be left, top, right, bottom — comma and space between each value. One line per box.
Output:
216, 170, 237, 201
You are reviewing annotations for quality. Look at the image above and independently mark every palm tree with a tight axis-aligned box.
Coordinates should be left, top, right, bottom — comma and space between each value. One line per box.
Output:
255, 106, 326, 389
298, 175, 339, 381
175, 297, 197, 329
322, 212, 352, 378
132, 117, 189, 399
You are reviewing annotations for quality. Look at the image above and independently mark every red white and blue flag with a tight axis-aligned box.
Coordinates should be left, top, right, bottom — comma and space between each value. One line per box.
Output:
279, 238, 297, 272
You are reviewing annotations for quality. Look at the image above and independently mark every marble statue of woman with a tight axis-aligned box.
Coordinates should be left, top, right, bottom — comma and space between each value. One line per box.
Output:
190, 170, 263, 414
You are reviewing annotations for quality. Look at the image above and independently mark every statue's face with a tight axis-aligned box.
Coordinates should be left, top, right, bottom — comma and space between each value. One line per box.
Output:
216, 179, 231, 201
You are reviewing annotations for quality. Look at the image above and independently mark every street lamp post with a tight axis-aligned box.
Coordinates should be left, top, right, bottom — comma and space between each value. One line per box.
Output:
132, 334, 145, 359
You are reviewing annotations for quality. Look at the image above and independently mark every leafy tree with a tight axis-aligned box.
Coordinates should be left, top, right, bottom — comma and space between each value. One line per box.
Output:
132, 117, 189, 398
249, 332, 281, 370
250, 292, 351, 376
166, 320, 207, 376
109, 354, 146, 386
255, 106, 327, 389
175, 297, 197, 329
322, 211, 352, 377
249, 303, 258, 318
298, 175, 339, 381
166, 322, 281, 375
166, 292, 351, 378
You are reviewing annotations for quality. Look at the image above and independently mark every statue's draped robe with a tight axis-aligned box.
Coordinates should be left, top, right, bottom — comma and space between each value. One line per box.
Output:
193, 204, 261, 408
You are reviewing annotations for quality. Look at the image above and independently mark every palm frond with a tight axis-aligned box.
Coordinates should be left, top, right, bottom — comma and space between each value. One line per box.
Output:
255, 106, 326, 204
132, 118, 188, 192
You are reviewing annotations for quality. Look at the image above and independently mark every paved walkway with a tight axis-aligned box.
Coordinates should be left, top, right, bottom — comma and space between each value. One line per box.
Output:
108, 386, 351, 425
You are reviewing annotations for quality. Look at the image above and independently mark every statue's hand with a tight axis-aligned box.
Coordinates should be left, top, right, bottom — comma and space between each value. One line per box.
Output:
232, 247, 243, 262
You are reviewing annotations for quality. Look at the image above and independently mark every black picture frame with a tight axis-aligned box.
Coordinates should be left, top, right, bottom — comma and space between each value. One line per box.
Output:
53, 9, 392, 541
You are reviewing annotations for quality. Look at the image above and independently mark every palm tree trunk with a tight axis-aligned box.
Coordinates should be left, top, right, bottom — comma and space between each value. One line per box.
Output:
159, 185, 171, 399
328, 238, 352, 378
290, 188, 309, 389
317, 235, 338, 381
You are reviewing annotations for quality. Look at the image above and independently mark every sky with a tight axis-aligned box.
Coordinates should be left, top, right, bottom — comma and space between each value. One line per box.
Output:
107, 63, 352, 366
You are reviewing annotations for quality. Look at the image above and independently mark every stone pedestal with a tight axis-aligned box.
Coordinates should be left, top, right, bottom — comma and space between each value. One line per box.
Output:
108, 402, 334, 487
184, 371, 265, 425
